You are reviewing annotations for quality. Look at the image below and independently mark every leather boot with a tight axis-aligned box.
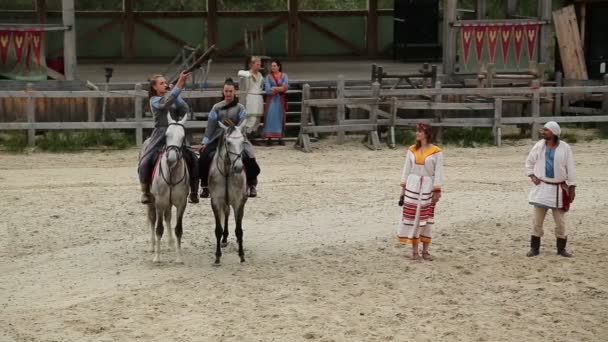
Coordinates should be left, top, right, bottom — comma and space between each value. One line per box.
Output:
188, 179, 199, 204
200, 186, 210, 199
248, 178, 258, 198
526, 235, 541, 257
557, 237, 573, 257
140, 183, 152, 204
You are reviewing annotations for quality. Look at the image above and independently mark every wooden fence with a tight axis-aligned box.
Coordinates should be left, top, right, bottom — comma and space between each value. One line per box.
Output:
296, 77, 608, 152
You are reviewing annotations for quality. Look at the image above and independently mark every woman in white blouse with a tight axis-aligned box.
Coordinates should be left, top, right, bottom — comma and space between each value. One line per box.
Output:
238, 56, 264, 139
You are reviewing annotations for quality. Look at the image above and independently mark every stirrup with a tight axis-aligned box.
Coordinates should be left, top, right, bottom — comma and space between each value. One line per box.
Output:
248, 186, 257, 198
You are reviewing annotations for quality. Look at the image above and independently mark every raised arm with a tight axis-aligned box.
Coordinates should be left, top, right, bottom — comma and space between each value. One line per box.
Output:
150, 87, 181, 111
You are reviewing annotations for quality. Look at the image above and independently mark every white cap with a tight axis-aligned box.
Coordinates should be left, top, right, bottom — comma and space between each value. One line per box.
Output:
544, 121, 561, 136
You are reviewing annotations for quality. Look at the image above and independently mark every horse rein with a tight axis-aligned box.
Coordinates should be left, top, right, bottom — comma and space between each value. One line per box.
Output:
216, 130, 244, 178
159, 122, 187, 187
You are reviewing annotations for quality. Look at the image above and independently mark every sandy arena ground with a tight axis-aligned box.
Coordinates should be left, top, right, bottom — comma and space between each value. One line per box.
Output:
1, 137, 607, 341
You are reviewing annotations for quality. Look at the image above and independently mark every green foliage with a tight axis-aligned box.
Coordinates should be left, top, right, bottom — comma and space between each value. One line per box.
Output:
597, 123, 608, 139
394, 128, 415, 146
36, 130, 132, 152
0, 132, 28, 152
442, 127, 494, 148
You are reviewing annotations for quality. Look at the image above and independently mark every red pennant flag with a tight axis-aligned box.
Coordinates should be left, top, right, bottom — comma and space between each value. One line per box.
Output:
12, 30, 26, 64
513, 24, 525, 66
474, 25, 487, 62
525, 23, 540, 62
500, 25, 513, 65
487, 25, 500, 64
30, 30, 43, 67
461, 24, 475, 66
0, 30, 10, 65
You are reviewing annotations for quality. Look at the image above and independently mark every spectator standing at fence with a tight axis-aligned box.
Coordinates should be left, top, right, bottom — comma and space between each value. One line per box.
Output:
262, 60, 289, 146
238, 56, 264, 142
396, 123, 444, 261
525, 121, 576, 258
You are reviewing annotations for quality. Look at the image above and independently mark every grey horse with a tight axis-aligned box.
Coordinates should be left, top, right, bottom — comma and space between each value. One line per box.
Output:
209, 121, 249, 264
147, 113, 190, 264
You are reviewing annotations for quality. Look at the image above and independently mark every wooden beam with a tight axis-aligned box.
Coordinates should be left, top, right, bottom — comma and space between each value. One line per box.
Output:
366, 0, 378, 57
207, 0, 218, 47
135, 17, 189, 47
299, 16, 364, 55
539, 0, 552, 66
219, 15, 287, 56
123, 0, 135, 60
443, 0, 457, 74
580, 1, 587, 53
48, 18, 121, 57
35, 0, 47, 24
506, 0, 518, 18
62, 0, 77, 80
287, 0, 298, 57
476, 0, 487, 19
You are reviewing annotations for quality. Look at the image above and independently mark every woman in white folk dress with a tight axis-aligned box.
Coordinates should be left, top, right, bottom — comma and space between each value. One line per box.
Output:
396, 123, 444, 261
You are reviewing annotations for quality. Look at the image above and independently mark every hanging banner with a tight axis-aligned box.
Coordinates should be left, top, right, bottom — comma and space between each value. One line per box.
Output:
487, 24, 500, 64
499, 25, 513, 65
0, 28, 47, 81
525, 23, 540, 62
12, 30, 26, 64
0, 30, 10, 65
474, 24, 487, 62
461, 24, 475, 66
513, 24, 525, 66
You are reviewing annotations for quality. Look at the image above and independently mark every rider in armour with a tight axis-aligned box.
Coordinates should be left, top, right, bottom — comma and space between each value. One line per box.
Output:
138, 71, 199, 204
199, 78, 260, 198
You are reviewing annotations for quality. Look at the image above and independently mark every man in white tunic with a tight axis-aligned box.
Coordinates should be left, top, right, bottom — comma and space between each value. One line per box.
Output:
238, 56, 264, 140
525, 121, 576, 257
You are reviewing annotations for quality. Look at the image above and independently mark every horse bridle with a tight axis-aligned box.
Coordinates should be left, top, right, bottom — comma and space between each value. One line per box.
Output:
160, 122, 187, 187
217, 128, 244, 178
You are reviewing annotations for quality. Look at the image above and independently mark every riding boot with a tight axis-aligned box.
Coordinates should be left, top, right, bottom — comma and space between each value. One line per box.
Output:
557, 237, 573, 257
188, 178, 199, 204
140, 183, 152, 204
526, 235, 541, 257
248, 178, 258, 198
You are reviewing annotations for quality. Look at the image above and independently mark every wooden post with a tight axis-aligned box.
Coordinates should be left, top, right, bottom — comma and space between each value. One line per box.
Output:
603, 74, 608, 115
26, 83, 36, 146
486, 63, 495, 88
337, 75, 346, 144
531, 80, 541, 140
62, 0, 77, 80
36, 0, 47, 23
207, 0, 218, 47
493, 97, 502, 147
389, 97, 397, 148
366, 0, 378, 57
476, 0, 487, 19
554, 71, 563, 116
539, 0, 552, 66
442, 0, 458, 75
506, 0, 518, 18
580, 2, 587, 53
123, 0, 135, 60
135, 83, 143, 146
434, 81, 443, 142
371, 63, 377, 82
377, 65, 384, 85
86, 98, 96, 122
288, 0, 299, 58
298, 84, 312, 152
368, 82, 381, 150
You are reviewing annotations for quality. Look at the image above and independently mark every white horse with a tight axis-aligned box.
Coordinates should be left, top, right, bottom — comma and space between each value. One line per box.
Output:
147, 113, 189, 264
209, 121, 249, 265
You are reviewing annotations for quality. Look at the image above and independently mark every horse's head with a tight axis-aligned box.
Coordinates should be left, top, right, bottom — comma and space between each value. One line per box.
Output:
219, 120, 246, 174
165, 113, 187, 166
